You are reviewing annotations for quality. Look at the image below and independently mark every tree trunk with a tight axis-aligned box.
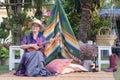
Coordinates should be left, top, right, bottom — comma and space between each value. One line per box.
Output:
78, 0, 91, 43
17, 0, 22, 14
18, 24, 23, 44
13, 24, 23, 45
16, 0, 22, 44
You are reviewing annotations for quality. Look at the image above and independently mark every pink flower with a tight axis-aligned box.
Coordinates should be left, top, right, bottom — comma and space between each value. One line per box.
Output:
79, 43, 97, 60
44, 11, 51, 16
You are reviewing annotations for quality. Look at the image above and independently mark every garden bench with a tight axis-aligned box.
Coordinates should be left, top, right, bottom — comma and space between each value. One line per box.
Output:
9, 45, 112, 71
9, 46, 24, 71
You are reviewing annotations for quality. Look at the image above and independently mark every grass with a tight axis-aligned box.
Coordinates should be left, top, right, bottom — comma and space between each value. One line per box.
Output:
113, 58, 120, 80
0, 64, 19, 75
0, 59, 120, 80
0, 65, 9, 75
101, 58, 120, 80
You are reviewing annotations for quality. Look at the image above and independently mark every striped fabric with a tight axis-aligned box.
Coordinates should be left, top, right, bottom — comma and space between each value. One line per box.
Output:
43, 19, 57, 40
44, 0, 81, 64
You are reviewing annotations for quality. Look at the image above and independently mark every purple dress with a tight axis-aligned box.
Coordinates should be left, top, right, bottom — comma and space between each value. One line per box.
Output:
14, 32, 51, 77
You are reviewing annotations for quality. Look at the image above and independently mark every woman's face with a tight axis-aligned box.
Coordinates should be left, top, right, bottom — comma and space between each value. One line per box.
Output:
31, 23, 41, 32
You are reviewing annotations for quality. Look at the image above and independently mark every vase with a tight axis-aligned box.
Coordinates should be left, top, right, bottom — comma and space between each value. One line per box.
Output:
83, 60, 92, 71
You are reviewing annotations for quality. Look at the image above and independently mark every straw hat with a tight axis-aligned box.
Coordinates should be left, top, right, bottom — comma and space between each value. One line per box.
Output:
28, 18, 45, 30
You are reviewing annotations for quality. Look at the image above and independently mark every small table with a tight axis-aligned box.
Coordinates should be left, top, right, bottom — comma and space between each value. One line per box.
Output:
98, 46, 112, 71
9, 46, 24, 71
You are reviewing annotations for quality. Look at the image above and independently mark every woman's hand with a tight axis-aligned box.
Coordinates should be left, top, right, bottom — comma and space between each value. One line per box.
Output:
20, 44, 39, 50
33, 44, 40, 50
20, 45, 29, 49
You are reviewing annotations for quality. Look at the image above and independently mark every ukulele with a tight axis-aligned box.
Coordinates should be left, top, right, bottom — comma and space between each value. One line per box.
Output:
27, 35, 59, 52
27, 41, 50, 52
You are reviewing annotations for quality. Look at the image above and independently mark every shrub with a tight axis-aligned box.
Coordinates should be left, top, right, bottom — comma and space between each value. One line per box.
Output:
0, 47, 9, 65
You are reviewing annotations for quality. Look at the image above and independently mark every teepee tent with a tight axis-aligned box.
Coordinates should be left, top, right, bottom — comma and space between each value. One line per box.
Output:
44, 0, 81, 64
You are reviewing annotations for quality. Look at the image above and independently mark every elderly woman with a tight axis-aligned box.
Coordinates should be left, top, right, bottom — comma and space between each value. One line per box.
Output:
14, 19, 51, 77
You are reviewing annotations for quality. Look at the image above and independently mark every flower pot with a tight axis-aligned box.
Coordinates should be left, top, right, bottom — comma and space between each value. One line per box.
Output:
83, 60, 92, 71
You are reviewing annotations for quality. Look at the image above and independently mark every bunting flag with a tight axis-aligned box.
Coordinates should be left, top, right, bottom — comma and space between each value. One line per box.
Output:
44, 0, 81, 64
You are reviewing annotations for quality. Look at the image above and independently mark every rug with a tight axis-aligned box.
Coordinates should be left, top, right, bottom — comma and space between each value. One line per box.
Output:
0, 71, 115, 80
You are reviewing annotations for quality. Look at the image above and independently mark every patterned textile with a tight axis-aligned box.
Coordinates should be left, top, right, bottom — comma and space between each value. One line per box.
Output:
44, 0, 81, 64
61, 63, 88, 74
15, 51, 51, 77
61, 68, 75, 74
45, 59, 73, 74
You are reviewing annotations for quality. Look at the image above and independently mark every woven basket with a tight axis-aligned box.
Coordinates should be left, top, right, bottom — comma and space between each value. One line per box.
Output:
96, 27, 115, 46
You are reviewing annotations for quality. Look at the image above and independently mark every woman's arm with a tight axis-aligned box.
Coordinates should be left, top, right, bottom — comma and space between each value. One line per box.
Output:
20, 34, 39, 50
20, 44, 40, 50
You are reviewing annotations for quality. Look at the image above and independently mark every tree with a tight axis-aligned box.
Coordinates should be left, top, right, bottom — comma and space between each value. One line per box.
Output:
63, 0, 81, 37
78, 0, 104, 42
0, 0, 47, 44
113, 0, 120, 8
78, 0, 105, 42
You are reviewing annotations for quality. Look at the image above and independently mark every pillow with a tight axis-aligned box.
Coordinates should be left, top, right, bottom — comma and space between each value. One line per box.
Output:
61, 63, 88, 74
45, 59, 73, 74
61, 67, 74, 74
68, 63, 88, 72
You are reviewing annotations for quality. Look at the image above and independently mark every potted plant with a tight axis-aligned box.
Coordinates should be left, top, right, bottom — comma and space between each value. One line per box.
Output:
79, 43, 97, 60
79, 42, 98, 71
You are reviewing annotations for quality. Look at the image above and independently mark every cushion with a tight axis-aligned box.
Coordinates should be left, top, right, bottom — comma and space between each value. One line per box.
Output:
61, 63, 88, 74
45, 59, 73, 74
61, 68, 74, 74
68, 63, 88, 72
